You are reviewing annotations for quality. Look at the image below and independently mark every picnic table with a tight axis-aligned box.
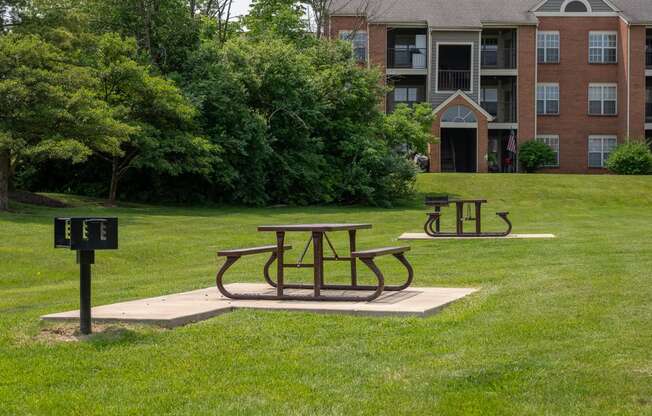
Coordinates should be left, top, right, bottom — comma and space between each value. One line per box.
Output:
216, 224, 413, 302
424, 197, 512, 237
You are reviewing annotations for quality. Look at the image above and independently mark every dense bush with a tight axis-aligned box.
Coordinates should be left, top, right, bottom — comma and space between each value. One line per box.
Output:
606, 142, 652, 175
518, 140, 557, 173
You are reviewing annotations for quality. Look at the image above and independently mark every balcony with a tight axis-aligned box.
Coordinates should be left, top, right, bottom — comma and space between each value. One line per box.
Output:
387, 75, 427, 113
387, 28, 428, 71
647, 31, 652, 69
388, 48, 427, 69
481, 29, 517, 70
481, 76, 517, 123
647, 81, 652, 122
484, 99, 517, 123
481, 47, 516, 70
438, 70, 471, 91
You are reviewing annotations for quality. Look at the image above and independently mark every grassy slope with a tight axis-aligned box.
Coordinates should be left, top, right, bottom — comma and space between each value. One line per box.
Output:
1, 173, 651, 415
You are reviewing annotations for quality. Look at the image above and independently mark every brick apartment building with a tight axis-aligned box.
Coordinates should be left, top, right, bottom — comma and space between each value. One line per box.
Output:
328, 0, 652, 173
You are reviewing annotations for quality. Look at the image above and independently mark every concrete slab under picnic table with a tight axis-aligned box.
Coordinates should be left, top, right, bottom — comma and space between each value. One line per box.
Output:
41, 284, 478, 328
398, 232, 556, 240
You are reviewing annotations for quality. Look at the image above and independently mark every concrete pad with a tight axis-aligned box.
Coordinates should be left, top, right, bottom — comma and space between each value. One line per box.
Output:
41, 284, 478, 328
398, 232, 556, 240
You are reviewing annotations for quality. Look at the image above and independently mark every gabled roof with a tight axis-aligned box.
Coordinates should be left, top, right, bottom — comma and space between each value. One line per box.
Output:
432, 90, 495, 121
329, 0, 652, 26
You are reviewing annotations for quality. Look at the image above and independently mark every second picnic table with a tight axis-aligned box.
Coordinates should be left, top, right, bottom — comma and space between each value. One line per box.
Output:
216, 223, 413, 302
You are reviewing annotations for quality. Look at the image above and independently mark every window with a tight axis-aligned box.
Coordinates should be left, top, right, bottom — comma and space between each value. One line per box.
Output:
538, 32, 560, 64
394, 87, 419, 104
536, 135, 560, 167
588, 136, 617, 168
588, 84, 617, 115
340, 31, 367, 63
537, 84, 560, 115
589, 32, 617, 64
441, 105, 477, 123
481, 88, 498, 116
564, 0, 588, 12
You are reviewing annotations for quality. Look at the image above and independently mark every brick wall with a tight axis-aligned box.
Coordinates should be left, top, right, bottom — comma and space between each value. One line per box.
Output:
518, 25, 537, 142
429, 95, 490, 173
329, 16, 387, 109
537, 17, 624, 173
628, 25, 647, 140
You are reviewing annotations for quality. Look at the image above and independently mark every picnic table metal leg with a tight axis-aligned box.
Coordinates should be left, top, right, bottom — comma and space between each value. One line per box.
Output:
349, 230, 357, 288
475, 201, 482, 235
276, 232, 285, 297
435, 206, 441, 233
456, 202, 464, 235
313, 231, 323, 298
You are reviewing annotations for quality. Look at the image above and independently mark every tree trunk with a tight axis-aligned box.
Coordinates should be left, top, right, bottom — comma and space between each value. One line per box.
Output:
0, 150, 10, 211
190, 0, 196, 17
108, 158, 120, 206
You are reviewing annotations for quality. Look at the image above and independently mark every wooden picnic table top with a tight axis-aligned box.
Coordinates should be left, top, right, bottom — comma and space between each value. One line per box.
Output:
426, 198, 488, 206
452, 199, 488, 204
257, 223, 372, 232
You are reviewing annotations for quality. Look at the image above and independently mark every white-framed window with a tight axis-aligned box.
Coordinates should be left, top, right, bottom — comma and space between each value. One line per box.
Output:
537, 83, 560, 115
538, 31, 560, 64
340, 30, 368, 63
588, 135, 617, 168
536, 135, 560, 167
588, 84, 617, 115
589, 32, 617, 64
394, 87, 419, 103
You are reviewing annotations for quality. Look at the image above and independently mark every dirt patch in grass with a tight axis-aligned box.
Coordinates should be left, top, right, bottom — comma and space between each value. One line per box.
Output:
36, 324, 143, 343
10, 191, 70, 208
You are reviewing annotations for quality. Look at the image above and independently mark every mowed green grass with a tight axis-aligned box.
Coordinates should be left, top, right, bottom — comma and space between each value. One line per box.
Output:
1, 173, 652, 415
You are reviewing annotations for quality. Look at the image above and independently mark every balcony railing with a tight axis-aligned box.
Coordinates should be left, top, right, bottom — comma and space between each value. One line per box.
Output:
438, 70, 471, 91
387, 48, 428, 69
387, 99, 425, 113
481, 47, 517, 69
482, 99, 517, 123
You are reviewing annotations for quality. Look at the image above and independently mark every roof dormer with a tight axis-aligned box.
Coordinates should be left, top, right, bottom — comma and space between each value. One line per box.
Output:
532, 0, 617, 15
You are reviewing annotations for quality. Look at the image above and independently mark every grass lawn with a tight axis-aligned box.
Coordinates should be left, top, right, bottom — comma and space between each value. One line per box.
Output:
1, 173, 652, 415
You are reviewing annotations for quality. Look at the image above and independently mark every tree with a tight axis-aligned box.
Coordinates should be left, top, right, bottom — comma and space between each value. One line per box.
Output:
190, 0, 236, 43
87, 0, 199, 73
245, 0, 308, 43
0, 33, 130, 210
383, 103, 436, 155
87, 33, 215, 205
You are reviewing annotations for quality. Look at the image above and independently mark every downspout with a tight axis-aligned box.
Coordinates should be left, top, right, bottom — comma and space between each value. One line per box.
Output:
627, 22, 631, 140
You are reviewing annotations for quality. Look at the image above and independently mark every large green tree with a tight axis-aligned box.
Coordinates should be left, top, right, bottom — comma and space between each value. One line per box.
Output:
86, 33, 216, 205
0, 33, 130, 210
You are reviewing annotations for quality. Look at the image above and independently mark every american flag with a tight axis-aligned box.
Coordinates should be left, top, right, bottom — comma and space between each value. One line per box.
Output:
507, 130, 517, 154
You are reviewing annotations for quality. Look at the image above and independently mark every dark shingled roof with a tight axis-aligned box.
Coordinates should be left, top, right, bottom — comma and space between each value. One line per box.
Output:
329, 0, 652, 27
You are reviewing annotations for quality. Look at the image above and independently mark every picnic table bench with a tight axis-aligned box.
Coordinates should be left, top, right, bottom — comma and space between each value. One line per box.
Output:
216, 224, 413, 302
424, 196, 512, 237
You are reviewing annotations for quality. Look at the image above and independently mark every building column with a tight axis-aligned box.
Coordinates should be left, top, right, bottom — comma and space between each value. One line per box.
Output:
477, 121, 489, 173
429, 119, 442, 172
